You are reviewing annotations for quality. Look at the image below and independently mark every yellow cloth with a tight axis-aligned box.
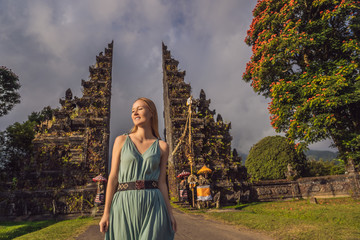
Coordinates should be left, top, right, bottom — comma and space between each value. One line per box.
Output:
196, 185, 212, 201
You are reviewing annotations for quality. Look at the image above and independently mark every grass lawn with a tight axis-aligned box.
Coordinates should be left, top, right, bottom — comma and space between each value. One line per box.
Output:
202, 197, 360, 240
0, 220, 56, 240
3, 197, 359, 240
0, 216, 97, 240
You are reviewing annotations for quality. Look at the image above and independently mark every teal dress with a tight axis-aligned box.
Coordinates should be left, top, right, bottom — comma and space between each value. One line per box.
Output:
105, 134, 175, 240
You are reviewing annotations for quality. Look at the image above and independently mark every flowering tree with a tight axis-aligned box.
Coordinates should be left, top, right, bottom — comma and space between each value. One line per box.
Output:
243, 0, 360, 163
0, 66, 20, 117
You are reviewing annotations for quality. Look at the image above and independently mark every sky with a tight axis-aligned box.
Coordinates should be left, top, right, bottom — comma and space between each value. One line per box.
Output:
0, 0, 334, 155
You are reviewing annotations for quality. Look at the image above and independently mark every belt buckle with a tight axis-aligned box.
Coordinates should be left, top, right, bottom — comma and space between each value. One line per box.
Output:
135, 180, 145, 190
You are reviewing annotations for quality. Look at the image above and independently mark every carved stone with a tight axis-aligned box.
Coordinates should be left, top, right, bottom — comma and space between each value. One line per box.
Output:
0, 42, 114, 216
162, 43, 244, 202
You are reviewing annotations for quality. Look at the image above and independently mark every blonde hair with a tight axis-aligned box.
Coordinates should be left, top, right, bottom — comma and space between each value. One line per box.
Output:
130, 97, 160, 139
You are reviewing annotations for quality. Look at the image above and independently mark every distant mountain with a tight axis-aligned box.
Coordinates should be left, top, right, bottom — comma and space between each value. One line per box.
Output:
305, 149, 338, 161
237, 149, 338, 164
239, 152, 247, 165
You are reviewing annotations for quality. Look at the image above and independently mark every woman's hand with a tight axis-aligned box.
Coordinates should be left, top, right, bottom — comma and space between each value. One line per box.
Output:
99, 214, 109, 233
170, 214, 177, 233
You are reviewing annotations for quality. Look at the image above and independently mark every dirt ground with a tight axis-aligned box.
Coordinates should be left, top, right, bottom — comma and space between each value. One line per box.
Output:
75, 208, 273, 240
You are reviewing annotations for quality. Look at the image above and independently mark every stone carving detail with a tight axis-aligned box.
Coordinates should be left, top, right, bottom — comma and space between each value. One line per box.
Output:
333, 185, 343, 191
256, 188, 272, 195
275, 187, 289, 195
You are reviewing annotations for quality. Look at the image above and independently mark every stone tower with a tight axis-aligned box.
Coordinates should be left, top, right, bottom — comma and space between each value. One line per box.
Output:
32, 41, 113, 191
162, 43, 243, 200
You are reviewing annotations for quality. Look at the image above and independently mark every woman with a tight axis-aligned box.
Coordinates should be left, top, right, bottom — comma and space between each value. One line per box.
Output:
99, 97, 176, 239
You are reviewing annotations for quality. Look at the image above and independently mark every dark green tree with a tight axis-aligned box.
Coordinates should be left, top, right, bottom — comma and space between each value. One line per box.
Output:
0, 66, 21, 117
245, 135, 307, 180
243, 0, 360, 164
305, 158, 345, 176
0, 106, 54, 186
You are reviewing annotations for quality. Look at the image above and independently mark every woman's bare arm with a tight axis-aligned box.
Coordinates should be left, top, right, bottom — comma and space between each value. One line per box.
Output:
99, 135, 126, 233
158, 140, 177, 232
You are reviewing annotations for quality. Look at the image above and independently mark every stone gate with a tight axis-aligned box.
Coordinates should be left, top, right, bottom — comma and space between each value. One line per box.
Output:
0, 42, 113, 216
162, 43, 245, 200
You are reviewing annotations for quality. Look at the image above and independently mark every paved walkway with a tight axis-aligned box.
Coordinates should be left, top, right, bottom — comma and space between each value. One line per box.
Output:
76, 209, 273, 240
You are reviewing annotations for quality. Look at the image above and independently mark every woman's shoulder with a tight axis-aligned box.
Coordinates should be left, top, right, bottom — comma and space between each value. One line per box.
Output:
158, 140, 169, 152
113, 134, 128, 149
116, 134, 128, 141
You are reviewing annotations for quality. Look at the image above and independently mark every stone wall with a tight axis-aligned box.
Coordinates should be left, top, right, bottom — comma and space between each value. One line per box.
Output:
0, 185, 97, 217
219, 172, 360, 205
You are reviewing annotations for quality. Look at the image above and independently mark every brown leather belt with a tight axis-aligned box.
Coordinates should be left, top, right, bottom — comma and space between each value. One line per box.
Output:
117, 180, 158, 191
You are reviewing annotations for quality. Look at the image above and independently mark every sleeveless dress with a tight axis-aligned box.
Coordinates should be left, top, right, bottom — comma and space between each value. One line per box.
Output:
105, 134, 175, 240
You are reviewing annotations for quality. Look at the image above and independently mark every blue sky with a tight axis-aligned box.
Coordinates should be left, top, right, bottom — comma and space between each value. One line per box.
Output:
0, 0, 334, 154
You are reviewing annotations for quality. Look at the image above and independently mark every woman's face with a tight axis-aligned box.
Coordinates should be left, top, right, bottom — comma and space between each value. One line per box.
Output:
131, 100, 152, 126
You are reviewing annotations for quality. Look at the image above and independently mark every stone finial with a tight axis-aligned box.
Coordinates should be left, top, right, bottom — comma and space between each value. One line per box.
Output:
232, 148, 238, 158
200, 89, 206, 100
65, 88, 73, 100
346, 158, 357, 174
216, 114, 223, 122
286, 163, 298, 180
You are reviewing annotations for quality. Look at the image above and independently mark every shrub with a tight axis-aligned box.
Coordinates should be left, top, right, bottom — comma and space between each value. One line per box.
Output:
245, 136, 306, 180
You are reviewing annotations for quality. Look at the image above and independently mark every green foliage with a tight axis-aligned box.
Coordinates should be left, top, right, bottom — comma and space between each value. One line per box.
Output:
0, 120, 37, 183
245, 135, 307, 180
304, 149, 345, 176
305, 149, 338, 161
27, 106, 53, 124
0, 66, 21, 117
0, 106, 54, 184
243, 0, 360, 164
305, 158, 345, 176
